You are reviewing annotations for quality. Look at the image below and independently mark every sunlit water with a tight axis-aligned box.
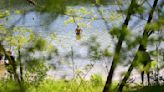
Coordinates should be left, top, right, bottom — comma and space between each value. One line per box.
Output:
5, 12, 126, 81
4, 6, 164, 83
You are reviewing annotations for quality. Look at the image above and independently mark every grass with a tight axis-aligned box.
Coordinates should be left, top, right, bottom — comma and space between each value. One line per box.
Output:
0, 78, 164, 92
0, 79, 104, 92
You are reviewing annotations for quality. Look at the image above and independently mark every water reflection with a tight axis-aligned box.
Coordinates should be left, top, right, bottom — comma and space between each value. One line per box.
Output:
76, 35, 81, 40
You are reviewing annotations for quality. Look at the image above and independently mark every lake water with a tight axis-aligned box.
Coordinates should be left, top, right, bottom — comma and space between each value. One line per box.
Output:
3, 5, 164, 83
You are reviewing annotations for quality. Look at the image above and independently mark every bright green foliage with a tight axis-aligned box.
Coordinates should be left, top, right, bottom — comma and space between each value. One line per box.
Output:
86, 36, 113, 63
4, 27, 34, 49
79, 7, 90, 15
136, 51, 150, 64
50, 32, 57, 40
110, 27, 130, 39
102, 48, 112, 57
145, 23, 160, 31
14, 10, 24, 15
41, 0, 66, 14
0, 10, 10, 18
0, 80, 21, 92
19, 37, 57, 86
151, 60, 157, 69
64, 7, 92, 27
64, 17, 74, 25
109, 27, 121, 38
1, 78, 163, 92
109, 12, 122, 21
36, 0, 115, 15
34, 38, 47, 51
27, 79, 104, 92
0, 25, 7, 40
90, 74, 103, 87
0, 0, 163, 92
87, 37, 102, 61
158, 16, 164, 30
0, 78, 103, 92
0, 11, 9, 41
150, 50, 158, 57
24, 61, 49, 86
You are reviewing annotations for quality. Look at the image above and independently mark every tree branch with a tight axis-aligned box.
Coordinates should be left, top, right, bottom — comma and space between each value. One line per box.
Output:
102, 0, 137, 92
118, 0, 159, 91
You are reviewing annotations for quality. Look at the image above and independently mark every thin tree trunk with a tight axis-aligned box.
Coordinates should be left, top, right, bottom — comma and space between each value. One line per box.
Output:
118, 0, 159, 91
103, 0, 136, 92
0, 44, 21, 87
18, 47, 23, 81
71, 46, 75, 78
155, 44, 159, 85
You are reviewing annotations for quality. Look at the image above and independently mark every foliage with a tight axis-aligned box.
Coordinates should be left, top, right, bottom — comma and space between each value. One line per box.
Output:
90, 74, 103, 87
0, 0, 164, 92
0, 80, 22, 92
87, 37, 102, 61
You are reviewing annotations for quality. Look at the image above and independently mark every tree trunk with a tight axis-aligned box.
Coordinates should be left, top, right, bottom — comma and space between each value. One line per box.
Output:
18, 48, 23, 81
118, 0, 159, 91
103, 0, 136, 92
71, 46, 75, 78
0, 44, 22, 87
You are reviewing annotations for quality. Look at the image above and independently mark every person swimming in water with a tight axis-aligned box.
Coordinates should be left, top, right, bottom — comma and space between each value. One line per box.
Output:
75, 25, 82, 35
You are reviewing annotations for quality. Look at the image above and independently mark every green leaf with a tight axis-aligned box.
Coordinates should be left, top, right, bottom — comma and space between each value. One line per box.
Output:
64, 17, 74, 25
145, 23, 159, 31
0, 10, 10, 18
151, 60, 157, 69
14, 10, 24, 15
51, 32, 57, 40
